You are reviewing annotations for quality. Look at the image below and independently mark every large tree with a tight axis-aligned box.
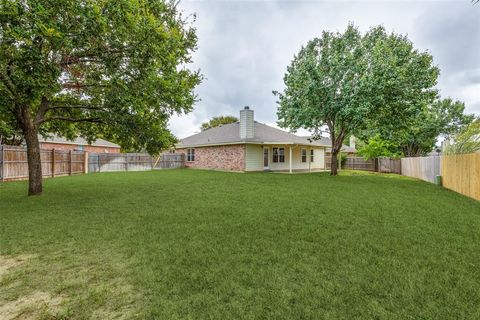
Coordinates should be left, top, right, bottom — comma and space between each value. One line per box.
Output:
200, 115, 238, 131
359, 98, 474, 156
274, 24, 439, 175
0, 0, 201, 195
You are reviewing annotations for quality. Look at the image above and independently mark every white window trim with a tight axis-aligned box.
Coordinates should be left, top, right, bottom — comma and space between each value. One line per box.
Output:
272, 147, 285, 163
301, 148, 307, 163
187, 148, 195, 162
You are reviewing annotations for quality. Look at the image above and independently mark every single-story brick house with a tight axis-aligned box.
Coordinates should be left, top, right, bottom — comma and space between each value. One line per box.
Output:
176, 107, 350, 173
38, 135, 121, 153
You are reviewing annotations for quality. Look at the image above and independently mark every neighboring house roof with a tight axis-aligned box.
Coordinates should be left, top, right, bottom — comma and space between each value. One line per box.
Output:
177, 122, 331, 148
300, 136, 357, 153
38, 134, 120, 148
325, 145, 357, 153
341, 145, 357, 153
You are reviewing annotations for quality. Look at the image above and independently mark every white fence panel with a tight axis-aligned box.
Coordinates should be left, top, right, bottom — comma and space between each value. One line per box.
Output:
401, 156, 440, 183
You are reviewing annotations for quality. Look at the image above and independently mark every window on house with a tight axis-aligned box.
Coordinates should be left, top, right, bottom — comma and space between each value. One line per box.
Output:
310, 149, 314, 162
279, 148, 285, 162
187, 148, 195, 161
301, 149, 307, 163
273, 147, 285, 163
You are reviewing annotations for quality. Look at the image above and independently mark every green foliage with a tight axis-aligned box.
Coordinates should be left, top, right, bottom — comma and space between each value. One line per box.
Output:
358, 135, 402, 160
274, 24, 439, 174
0, 115, 22, 145
340, 153, 347, 167
200, 115, 238, 131
1, 170, 480, 318
0, 0, 201, 153
444, 119, 480, 155
361, 98, 474, 156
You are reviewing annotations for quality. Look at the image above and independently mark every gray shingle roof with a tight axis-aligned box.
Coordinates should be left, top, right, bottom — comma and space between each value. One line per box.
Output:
176, 122, 332, 148
39, 134, 120, 148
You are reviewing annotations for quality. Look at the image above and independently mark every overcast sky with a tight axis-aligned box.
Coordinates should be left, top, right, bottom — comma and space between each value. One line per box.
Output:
168, 0, 480, 138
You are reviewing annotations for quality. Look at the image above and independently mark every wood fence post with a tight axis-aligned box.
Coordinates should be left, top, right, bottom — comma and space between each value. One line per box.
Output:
84, 151, 89, 174
69, 150, 72, 175
51, 149, 55, 178
98, 154, 101, 172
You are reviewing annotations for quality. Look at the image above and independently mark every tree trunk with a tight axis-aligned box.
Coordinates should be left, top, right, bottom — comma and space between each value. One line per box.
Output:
23, 124, 43, 195
327, 122, 345, 176
330, 152, 338, 176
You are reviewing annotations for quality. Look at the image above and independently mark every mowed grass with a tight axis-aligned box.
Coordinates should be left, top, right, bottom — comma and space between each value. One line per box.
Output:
1, 169, 479, 319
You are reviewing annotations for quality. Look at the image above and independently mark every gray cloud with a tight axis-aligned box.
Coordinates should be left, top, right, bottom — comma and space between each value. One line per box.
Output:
169, 0, 480, 138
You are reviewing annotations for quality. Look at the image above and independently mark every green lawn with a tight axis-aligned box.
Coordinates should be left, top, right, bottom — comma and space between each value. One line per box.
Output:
1, 170, 479, 319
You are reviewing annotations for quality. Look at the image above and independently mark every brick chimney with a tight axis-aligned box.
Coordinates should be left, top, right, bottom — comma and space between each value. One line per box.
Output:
240, 106, 254, 139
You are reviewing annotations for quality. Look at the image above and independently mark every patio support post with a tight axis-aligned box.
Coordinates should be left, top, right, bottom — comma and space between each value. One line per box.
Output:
289, 146, 292, 174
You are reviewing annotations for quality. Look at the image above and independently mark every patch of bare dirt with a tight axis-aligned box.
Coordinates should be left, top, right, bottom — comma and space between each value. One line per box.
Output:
0, 254, 34, 280
0, 291, 63, 320
0, 254, 64, 319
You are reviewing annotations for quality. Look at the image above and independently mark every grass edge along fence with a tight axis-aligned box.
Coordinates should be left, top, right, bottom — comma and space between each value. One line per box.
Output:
0, 144, 184, 181
401, 153, 480, 201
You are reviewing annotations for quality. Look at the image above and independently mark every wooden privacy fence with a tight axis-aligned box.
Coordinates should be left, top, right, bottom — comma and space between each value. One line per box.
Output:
343, 156, 376, 171
88, 153, 154, 173
441, 153, 480, 201
377, 157, 401, 174
401, 156, 441, 183
0, 145, 185, 181
0, 145, 86, 181
88, 153, 184, 173
153, 153, 185, 169
325, 155, 377, 171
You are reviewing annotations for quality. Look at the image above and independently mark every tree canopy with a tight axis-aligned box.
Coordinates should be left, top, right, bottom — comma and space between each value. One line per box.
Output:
444, 118, 480, 155
200, 115, 238, 131
0, 0, 201, 195
357, 135, 402, 160
274, 24, 439, 175
359, 98, 474, 156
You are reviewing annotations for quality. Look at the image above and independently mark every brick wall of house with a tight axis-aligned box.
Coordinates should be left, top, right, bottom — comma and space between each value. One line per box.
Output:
176, 144, 245, 171
39, 142, 120, 153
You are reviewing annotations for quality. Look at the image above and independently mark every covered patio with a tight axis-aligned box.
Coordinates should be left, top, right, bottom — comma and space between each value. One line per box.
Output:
258, 143, 327, 173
